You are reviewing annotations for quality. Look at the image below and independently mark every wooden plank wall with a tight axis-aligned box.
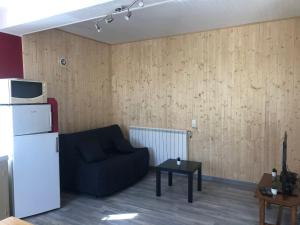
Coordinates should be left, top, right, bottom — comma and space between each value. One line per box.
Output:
22, 29, 112, 133
111, 18, 300, 182
22, 18, 300, 182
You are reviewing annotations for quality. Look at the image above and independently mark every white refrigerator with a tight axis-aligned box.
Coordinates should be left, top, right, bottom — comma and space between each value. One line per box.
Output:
0, 104, 60, 218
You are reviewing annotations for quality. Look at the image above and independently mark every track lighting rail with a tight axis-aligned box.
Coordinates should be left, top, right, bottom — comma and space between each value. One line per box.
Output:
94, 0, 144, 32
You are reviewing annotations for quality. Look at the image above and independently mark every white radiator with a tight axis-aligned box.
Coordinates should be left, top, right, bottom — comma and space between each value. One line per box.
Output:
129, 126, 191, 166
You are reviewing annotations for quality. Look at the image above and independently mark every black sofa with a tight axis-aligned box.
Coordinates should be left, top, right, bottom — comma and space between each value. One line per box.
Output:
59, 124, 149, 197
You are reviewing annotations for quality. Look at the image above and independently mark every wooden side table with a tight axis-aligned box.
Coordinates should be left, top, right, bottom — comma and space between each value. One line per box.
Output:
0, 217, 32, 225
256, 173, 300, 225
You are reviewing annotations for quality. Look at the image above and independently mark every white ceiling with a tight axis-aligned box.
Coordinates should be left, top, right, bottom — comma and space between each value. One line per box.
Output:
0, 0, 113, 28
60, 0, 300, 44
1, 0, 300, 44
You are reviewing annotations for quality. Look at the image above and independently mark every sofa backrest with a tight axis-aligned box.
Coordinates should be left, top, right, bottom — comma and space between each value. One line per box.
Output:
59, 124, 124, 190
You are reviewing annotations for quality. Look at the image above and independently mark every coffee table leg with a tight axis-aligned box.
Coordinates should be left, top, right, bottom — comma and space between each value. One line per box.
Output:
188, 173, 193, 203
156, 168, 161, 196
168, 172, 172, 186
259, 199, 265, 225
198, 166, 202, 191
291, 206, 297, 225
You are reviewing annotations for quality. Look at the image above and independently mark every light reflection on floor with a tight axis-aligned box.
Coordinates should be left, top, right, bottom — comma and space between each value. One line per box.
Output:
101, 213, 138, 221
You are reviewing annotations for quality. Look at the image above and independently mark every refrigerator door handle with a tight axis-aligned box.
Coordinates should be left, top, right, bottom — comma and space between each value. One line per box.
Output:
56, 137, 59, 152
49, 110, 52, 131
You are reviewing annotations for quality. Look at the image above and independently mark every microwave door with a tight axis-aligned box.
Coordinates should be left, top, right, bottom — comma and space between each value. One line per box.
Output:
12, 105, 52, 135
11, 80, 43, 99
0, 79, 47, 104
10, 80, 47, 104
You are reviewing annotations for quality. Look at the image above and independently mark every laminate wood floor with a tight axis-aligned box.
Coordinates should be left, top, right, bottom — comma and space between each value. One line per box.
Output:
26, 171, 298, 225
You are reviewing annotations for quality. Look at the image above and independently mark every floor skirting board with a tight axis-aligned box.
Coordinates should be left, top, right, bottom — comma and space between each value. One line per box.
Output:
150, 166, 256, 190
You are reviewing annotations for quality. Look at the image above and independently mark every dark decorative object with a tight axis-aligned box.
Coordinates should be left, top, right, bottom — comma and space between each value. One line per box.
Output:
259, 186, 273, 197
177, 157, 181, 165
280, 132, 297, 196
272, 168, 277, 177
271, 177, 280, 196
59, 124, 149, 197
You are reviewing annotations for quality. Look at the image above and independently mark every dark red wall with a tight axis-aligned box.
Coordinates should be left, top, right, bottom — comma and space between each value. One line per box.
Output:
0, 32, 23, 78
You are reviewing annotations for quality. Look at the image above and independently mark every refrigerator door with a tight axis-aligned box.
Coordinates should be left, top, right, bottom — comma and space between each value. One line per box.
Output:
12, 104, 52, 135
12, 132, 60, 218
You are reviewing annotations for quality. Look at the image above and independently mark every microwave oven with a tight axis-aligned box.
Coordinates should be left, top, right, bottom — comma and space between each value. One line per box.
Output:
0, 79, 47, 104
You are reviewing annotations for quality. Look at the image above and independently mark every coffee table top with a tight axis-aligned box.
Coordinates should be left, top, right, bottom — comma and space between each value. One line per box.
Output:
157, 159, 201, 173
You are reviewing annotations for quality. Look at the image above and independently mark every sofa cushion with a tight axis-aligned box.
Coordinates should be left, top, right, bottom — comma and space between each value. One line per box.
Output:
113, 138, 135, 153
77, 138, 107, 163
77, 147, 149, 196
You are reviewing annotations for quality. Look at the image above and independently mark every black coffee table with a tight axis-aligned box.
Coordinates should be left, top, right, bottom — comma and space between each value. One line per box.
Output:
156, 159, 202, 203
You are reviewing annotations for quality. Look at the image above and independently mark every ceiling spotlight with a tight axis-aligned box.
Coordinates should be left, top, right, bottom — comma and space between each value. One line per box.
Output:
138, 0, 144, 7
124, 10, 132, 21
115, 6, 127, 12
105, 15, 114, 24
95, 22, 102, 32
